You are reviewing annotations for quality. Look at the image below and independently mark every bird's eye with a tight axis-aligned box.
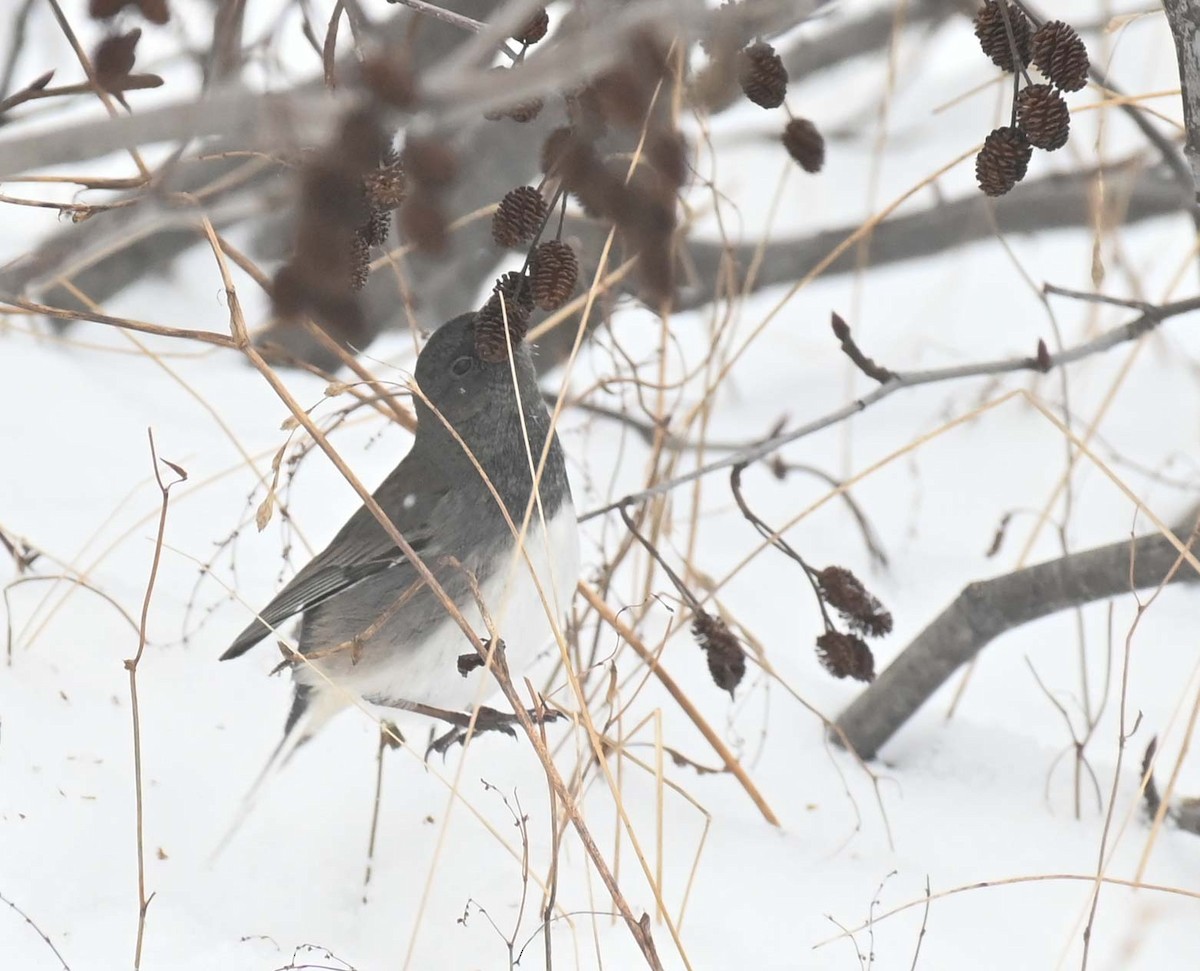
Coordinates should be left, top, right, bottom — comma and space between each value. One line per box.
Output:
450, 356, 474, 376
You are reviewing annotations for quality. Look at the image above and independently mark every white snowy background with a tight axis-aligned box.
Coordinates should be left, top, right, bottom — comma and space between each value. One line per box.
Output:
2, 1, 1199, 969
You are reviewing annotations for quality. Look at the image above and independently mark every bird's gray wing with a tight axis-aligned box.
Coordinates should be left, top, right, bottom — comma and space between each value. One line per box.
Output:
222, 452, 450, 660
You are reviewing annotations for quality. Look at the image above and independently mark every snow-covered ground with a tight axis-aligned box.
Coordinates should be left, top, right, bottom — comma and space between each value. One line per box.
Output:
2, 2, 1199, 969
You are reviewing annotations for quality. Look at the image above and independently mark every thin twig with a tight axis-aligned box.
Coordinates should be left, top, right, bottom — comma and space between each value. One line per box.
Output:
126, 431, 186, 969
582, 296, 1200, 521
0, 889, 71, 971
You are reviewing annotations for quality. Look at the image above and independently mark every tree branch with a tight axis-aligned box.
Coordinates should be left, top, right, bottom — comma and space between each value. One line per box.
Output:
678, 162, 1186, 310
833, 522, 1200, 761
580, 295, 1200, 521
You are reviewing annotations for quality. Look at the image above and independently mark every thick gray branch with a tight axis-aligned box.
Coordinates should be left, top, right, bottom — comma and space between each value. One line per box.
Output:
678, 162, 1186, 309
1162, 0, 1200, 199
834, 526, 1200, 761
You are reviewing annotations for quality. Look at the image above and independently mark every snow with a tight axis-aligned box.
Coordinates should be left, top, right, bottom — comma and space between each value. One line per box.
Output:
3, 1, 1200, 969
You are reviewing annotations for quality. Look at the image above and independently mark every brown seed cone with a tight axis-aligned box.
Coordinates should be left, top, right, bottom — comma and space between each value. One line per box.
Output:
492, 270, 535, 328
90, 0, 126, 16
506, 96, 544, 124
350, 232, 371, 292
531, 240, 579, 311
360, 55, 417, 109
474, 302, 510, 363
973, 1, 1032, 73
361, 207, 391, 248
400, 136, 458, 190
737, 40, 788, 109
782, 118, 825, 173
364, 163, 406, 210
1016, 83, 1070, 150
94, 30, 140, 92
137, 0, 170, 24
647, 130, 689, 189
397, 194, 448, 254
540, 126, 576, 176
816, 566, 893, 639
975, 125, 1031, 196
693, 610, 746, 698
815, 631, 875, 682
1032, 20, 1089, 92
513, 7, 549, 45
492, 186, 548, 248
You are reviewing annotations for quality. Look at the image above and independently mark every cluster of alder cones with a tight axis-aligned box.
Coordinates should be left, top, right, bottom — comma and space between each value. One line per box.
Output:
700, 2, 825, 174
479, 24, 690, 360
972, 2, 1090, 197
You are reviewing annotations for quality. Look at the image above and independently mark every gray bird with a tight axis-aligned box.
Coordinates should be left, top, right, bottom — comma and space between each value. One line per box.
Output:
222, 311, 580, 761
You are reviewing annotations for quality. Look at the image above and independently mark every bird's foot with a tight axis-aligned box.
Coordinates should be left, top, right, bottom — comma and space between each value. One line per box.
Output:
424, 705, 563, 759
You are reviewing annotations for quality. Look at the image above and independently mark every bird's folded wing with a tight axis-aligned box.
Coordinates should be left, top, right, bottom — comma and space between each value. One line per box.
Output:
220, 542, 429, 660
222, 453, 449, 661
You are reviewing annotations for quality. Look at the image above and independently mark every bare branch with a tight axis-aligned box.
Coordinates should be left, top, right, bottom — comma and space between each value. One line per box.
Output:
581, 296, 1200, 521
834, 526, 1200, 761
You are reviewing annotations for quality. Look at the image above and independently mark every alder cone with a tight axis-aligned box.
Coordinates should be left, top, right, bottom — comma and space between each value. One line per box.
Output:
737, 41, 787, 109
782, 118, 824, 173
531, 241, 579, 311
492, 186, 548, 248
1016, 84, 1069, 151
973, 1, 1032, 72
1031, 20, 1089, 92
975, 126, 1031, 196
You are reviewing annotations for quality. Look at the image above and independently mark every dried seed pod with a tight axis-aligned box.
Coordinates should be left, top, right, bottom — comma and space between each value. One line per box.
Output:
492, 186, 548, 248
361, 54, 417, 108
137, 0, 170, 25
1031, 20, 1089, 92
693, 610, 745, 698
338, 110, 390, 171
90, 0, 169, 22
398, 194, 449, 254
492, 270, 535, 325
816, 567, 893, 638
1016, 83, 1070, 150
782, 118, 825, 173
737, 40, 787, 109
513, 7, 549, 45
302, 160, 370, 227
350, 232, 371, 291
531, 240, 579, 311
506, 96, 544, 123
564, 85, 607, 136
94, 30, 141, 92
364, 162, 407, 209
975, 125, 1031, 196
401, 136, 458, 190
591, 68, 652, 128
540, 126, 576, 176
973, 1, 1032, 72
474, 303, 509, 363
647, 130, 689, 189
89, 0, 127, 16
361, 207, 391, 248
815, 631, 875, 682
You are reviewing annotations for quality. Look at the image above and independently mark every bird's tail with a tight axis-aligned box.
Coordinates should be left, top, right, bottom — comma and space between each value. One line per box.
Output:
210, 683, 344, 861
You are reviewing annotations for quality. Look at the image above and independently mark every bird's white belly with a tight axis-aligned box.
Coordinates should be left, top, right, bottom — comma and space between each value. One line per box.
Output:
310, 504, 580, 712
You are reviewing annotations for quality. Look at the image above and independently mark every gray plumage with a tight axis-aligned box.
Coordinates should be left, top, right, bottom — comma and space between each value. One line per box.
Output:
223, 311, 578, 740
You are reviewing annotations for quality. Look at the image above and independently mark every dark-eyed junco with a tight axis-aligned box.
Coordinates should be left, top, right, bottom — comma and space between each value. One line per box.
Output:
222, 311, 579, 759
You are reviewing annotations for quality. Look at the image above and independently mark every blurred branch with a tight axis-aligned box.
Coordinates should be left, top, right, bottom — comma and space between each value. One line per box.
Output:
678, 162, 1185, 310
835, 516, 1200, 761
